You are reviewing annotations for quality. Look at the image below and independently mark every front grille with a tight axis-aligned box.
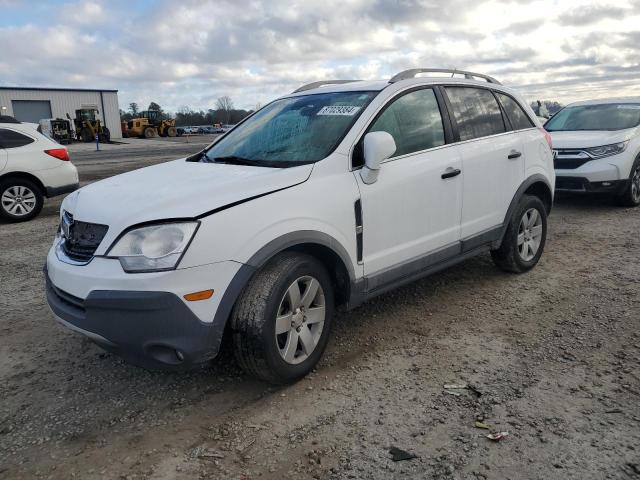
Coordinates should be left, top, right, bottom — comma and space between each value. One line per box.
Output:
553, 149, 592, 170
60, 212, 108, 262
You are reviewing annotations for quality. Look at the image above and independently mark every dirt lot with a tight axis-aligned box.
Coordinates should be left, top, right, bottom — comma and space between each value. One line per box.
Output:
1, 144, 639, 479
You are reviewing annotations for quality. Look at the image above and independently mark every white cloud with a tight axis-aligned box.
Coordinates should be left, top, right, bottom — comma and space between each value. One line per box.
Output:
0, 0, 638, 111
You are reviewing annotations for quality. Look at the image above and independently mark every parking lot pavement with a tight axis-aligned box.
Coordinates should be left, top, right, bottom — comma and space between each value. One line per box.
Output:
66, 134, 217, 153
1, 155, 639, 479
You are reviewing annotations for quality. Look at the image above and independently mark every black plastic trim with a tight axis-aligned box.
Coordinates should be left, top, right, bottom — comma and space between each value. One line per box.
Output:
245, 230, 356, 281
555, 176, 628, 194
45, 272, 221, 370
45, 182, 79, 197
354, 199, 363, 263
363, 243, 491, 300
499, 174, 553, 245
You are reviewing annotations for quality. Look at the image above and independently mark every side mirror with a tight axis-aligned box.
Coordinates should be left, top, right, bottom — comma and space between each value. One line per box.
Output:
360, 131, 396, 184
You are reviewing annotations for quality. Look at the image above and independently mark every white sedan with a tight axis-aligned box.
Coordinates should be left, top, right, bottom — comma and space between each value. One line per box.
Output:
0, 118, 78, 222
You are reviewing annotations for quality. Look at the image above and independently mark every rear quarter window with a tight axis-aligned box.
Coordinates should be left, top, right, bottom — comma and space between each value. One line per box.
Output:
0, 128, 35, 149
496, 93, 534, 131
444, 87, 505, 141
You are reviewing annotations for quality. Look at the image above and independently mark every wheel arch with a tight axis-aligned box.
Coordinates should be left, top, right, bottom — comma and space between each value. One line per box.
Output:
497, 174, 553, 248
214, 231, 355, 320
245, 231, 356, 309
209, 231, 357, 357
0, 171, 46, 196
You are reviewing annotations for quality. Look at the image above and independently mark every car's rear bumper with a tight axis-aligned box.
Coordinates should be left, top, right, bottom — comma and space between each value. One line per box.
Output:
46, 182, 79, 197
45, 270, 222, 369
555, 176, 628, 194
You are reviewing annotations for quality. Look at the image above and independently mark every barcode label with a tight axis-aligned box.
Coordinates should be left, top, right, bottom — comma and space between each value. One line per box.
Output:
317, 106, 361, 116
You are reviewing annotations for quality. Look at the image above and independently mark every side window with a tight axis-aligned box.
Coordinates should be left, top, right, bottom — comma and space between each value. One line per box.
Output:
369, 88, 445, 158
445, 87, 505, 141
496, 93, 534, 131
0, 128, 35, 149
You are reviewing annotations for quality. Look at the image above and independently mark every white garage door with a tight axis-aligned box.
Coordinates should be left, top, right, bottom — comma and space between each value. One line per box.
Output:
12, 100, 52, 123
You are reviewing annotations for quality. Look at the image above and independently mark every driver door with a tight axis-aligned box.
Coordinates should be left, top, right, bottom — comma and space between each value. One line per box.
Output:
353, 88, 463, 291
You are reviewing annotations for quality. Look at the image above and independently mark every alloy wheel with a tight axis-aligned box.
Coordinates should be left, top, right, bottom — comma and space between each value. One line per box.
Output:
1, 185, 37, 216
275, 275, 326, 365
517, 207, 543, 262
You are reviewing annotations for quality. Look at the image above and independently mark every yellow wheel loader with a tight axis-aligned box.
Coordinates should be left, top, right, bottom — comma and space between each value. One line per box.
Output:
127, 117, 158, 138
68, 108, 110, 142
141, 110, 177, 137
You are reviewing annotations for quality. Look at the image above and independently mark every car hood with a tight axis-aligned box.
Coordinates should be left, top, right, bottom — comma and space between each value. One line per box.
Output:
548, 128, 635, 149
64, 159, 313, 228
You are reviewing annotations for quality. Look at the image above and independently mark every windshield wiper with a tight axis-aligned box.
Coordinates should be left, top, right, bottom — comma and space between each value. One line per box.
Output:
210, 156, 265, 166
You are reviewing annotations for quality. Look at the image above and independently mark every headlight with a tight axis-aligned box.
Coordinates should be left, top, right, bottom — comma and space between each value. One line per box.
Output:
584, 141, 629, 159
107, 222, 199, 272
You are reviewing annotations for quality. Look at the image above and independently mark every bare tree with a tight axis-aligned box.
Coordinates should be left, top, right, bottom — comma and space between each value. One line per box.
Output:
216, 96, 234, 123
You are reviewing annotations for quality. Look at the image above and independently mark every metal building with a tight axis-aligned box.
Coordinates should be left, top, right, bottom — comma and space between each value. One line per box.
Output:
0, 87, 121, 139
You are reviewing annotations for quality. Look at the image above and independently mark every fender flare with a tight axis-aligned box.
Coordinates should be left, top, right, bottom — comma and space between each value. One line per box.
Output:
497, 173, 553, 246
210, 230, 356, 345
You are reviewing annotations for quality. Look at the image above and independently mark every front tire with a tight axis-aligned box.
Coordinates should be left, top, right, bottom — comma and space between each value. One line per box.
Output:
491, 194, 547, 273
80, 128, 93, 142
231, 252, 334, 384
99, 127, 110, 143
0, 178, 44, 222
615, 158, 640, 207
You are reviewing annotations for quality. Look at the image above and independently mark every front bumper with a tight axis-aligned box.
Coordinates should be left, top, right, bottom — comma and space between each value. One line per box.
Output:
46, 272, 221, 369
45, 244, 249, 370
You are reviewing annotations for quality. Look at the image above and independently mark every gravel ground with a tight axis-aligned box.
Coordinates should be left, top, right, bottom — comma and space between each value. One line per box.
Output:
1, 146, 639, 479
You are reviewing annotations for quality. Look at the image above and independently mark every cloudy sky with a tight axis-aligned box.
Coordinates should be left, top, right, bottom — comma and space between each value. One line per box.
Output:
1, 0, 639, 113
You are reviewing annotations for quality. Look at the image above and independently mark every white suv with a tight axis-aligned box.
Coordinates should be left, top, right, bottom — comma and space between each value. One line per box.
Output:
545, 97, 640, 206
0, 117, 79, 221
45, 69, 554, 383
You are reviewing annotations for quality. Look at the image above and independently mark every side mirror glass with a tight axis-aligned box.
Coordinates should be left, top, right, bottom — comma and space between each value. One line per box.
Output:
360, 131, 396, 184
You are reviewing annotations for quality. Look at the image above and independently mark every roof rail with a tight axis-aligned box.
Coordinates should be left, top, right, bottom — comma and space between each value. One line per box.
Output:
389, 69, 501, 85
292, 79, 362, 94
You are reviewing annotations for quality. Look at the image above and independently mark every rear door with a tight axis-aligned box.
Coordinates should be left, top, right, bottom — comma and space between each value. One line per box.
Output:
354, 87, 463, 284
443, 87, 524, 240
0, 127, 39, 173
494, 91, 544, 184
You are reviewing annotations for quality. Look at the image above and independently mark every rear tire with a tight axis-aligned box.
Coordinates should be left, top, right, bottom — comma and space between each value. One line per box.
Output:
231, 252, 334, 384
99, 127, 110, 143
0, 178, 44, 222
143, 127, 156, 139
615, 158, 640, 207
491, 194, 547, 273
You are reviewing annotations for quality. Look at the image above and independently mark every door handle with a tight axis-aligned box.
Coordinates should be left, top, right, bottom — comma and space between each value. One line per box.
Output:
508, 150, 522, 159
441, 168, 461, 179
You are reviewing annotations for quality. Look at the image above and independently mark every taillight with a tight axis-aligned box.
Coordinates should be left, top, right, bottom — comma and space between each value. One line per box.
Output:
45, 148, 70, 161
540, 127, 552, 149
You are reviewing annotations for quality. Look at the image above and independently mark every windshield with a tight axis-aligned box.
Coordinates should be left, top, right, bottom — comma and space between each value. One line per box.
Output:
203, 91, 377, 166
545, 103, 640, 131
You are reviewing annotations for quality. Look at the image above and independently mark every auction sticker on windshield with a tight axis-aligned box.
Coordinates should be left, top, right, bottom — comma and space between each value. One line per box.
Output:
317, 106, 361, 116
